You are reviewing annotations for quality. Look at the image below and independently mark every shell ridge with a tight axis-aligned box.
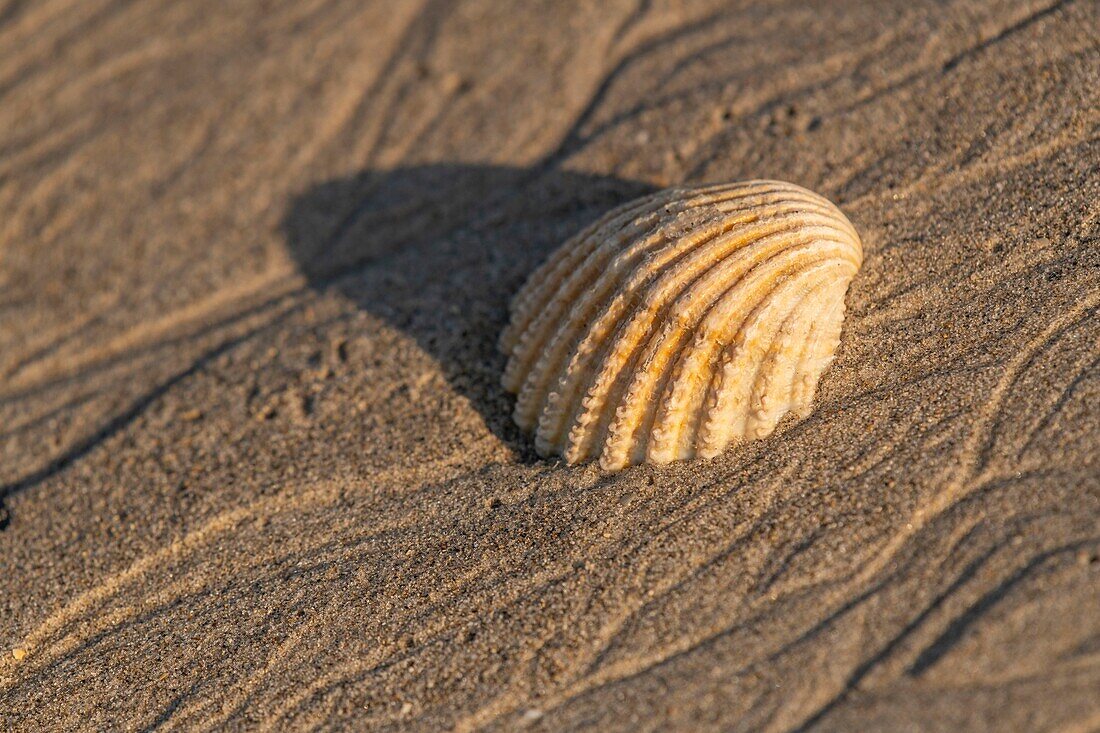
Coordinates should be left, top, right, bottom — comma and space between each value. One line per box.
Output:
501, 180, 862, 469
698, 269, 839, 456
687, 264, 846, 457
504, 201, 666, 358
538, 212, 750, 457
598, 229, 856, 467
791, 281, 851, 414
647, 239, 856, 463
504, 205, 675, 397
547, 201, 840, 459
501, 192, 674, 354
684, 180, 819, 210
600, 319, 692, 469
596, 222, 837, 466
661, 274, 799, 460
529, 201, 801, 448
792, 284, 847, 416
745, 278, 836, 437
506, 182, 840, 387
513, 215, 691, 428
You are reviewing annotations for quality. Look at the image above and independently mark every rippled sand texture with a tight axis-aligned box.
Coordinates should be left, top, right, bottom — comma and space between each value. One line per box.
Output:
1, 0, 1098, 731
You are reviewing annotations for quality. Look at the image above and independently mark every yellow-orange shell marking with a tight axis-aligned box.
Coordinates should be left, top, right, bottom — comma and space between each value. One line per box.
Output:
500, 180, 862, 470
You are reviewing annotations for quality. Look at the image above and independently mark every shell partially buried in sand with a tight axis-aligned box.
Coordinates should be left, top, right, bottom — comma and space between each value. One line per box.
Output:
500, 180, 862, 470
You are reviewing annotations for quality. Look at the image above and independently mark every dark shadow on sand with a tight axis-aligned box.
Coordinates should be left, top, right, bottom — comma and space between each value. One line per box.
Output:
281, 164, 655, 456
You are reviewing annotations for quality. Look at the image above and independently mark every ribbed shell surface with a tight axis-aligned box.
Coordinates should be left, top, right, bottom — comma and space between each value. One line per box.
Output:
500, 180, 863, 470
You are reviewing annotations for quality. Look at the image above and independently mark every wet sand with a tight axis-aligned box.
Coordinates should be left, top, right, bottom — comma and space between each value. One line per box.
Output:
1, 0, 1098, 730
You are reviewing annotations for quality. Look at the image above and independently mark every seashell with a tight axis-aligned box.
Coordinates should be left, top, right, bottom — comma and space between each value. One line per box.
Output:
499, 180, 863, 471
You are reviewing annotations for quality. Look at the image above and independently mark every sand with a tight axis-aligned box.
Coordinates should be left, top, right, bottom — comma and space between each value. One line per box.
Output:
1, 0, 1098, 730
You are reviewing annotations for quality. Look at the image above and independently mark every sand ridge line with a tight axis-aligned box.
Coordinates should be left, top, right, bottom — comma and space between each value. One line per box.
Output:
442, 469, 813, 731
0, 461, 460, 691
158, 464, 564, 729
675, 1, 1090, 186
450, 292, 1100, 732
179, 467, 582, 730
2, 0, 1097, 728
0, 267, 301, 391
842, 111, 1100, 215
851, 227, 1079, 336
811, 290, 1100, 604
779, 292, 1100, 730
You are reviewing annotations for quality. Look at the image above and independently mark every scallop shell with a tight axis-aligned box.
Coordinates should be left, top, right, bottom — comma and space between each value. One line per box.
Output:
500, 180, 862, 470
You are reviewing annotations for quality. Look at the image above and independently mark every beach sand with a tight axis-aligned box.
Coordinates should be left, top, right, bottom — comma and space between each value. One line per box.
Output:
1, 0, 1098, 729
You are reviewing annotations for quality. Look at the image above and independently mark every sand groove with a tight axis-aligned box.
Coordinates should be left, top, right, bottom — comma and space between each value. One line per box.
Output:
1, 0, 1097, 730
